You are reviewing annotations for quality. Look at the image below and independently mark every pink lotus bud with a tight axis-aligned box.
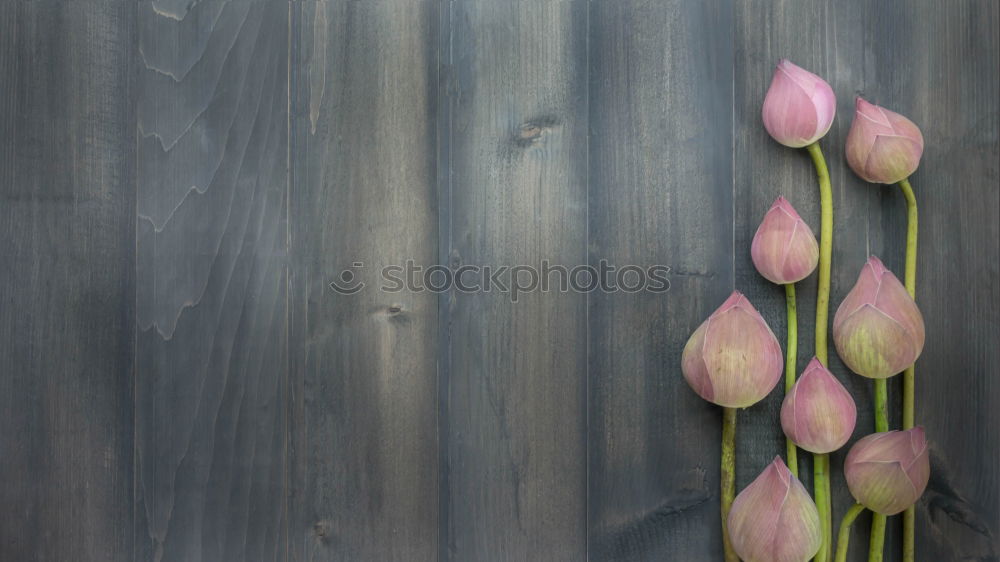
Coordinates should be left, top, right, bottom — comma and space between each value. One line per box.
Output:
846, 97, 924, 184
751, 197, 820, 284
844, 427, 930, 515
833, 257, 925, 378
762, 59, 836, 148
728, 457, 822, 562
682, 291, 783, 408
780, 358, 857, 453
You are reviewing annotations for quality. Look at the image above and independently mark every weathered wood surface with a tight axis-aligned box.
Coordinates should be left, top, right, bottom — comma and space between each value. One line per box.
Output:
0, 2, 136, 561
290, 2, 440, 560
443, 3, 590, 560
1, 1, 997, 560
134, 2, 289, 560
587, 2, 735, 559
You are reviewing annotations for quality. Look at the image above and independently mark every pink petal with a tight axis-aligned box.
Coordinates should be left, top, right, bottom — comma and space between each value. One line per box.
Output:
864, 134, 924, 184
833, 258, 885, 333
872, 269, 925, 355
702, 305, 783, 407
782, 359, 857, 453
762, 63, 822, 147
681, 320, 715, 402
771, 475, 822, 561
834, 304, 920, 378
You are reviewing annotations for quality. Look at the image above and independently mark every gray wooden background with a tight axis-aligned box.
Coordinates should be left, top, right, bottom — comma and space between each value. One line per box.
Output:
1, 1, 997, 561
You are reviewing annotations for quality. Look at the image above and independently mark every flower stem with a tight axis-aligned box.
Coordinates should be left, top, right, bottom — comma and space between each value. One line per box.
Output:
869, 379, 889, 561
814, 452, 832, 562
805, 141, 833, 562
836, 503, 867, 562
899, 177, 918, 562
874, 382, 889, 433
806, 142, 833, 366
721, 407, 739, 562
869, 512, 887, 562
785, 282, 799, 478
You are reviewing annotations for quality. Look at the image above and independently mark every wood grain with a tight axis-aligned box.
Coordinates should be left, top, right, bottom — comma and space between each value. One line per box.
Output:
587, 2, 735, 559
134, 2, 289, 561
0, 2, 135, 561
289, 2, 441, 560
443, 3, 589, 560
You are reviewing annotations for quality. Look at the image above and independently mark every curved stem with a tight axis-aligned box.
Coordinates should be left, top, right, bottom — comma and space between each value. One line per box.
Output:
721, 407, 739, 562
899, 177, 918, 562
898, 179, 918, 300
814, 453, 832, 562
785, 283, 799, 478
805, 141, 833, 562
836, 503, 867, 562
805, 142, 833, 366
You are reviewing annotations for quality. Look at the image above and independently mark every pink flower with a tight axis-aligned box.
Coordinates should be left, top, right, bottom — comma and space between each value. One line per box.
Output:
845, 427, 930, 515
762, 59, 836, 148
728, 457, 822, 562
846, 97, 924, 184
781, 358, 857, 454
682, 291, 783, 408
751, 197, 820, 284
833, 257, 925, 378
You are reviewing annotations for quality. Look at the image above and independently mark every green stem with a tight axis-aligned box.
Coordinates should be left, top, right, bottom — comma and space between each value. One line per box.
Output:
869, 380, 889, 561
874, 382, 889, 433
721, 407, 738, 562
814, 453, 832, 562
805, 141, 833, 562
785, 283, 799, 478
806, 142, 833, 366
869, 511, 887, 562
899, 177, 918, 562
835, 503, 867, 562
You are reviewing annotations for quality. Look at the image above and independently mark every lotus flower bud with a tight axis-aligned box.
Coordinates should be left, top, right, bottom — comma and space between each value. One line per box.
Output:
728, 457, 822, 562
781, 358, 857, 454
833, 257, 925, 378
845, 427, 930, 515
762, 59, 836, 148
846, 97, 924, 184
751, 197, 820, 284
682, 291, 783, 408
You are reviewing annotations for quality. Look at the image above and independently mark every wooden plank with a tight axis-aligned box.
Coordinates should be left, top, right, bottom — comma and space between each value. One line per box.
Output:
586, 1, 735, 559
442, 3, 589, 560
861, 2, 1000, 559
134, 2, 289, 560
0, 2, 135, 561
288, 2, 441, 560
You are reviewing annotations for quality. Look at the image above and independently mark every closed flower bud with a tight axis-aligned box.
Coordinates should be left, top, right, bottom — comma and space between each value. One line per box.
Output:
833, 257, 925, 378
846, 97, 924, 184
845, 427, 930, 515
781, 358, 857, 453
728, 457, 822, 562
682, 291, 783, 408
751, 197, 820, 284
762, 59, 836, 148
